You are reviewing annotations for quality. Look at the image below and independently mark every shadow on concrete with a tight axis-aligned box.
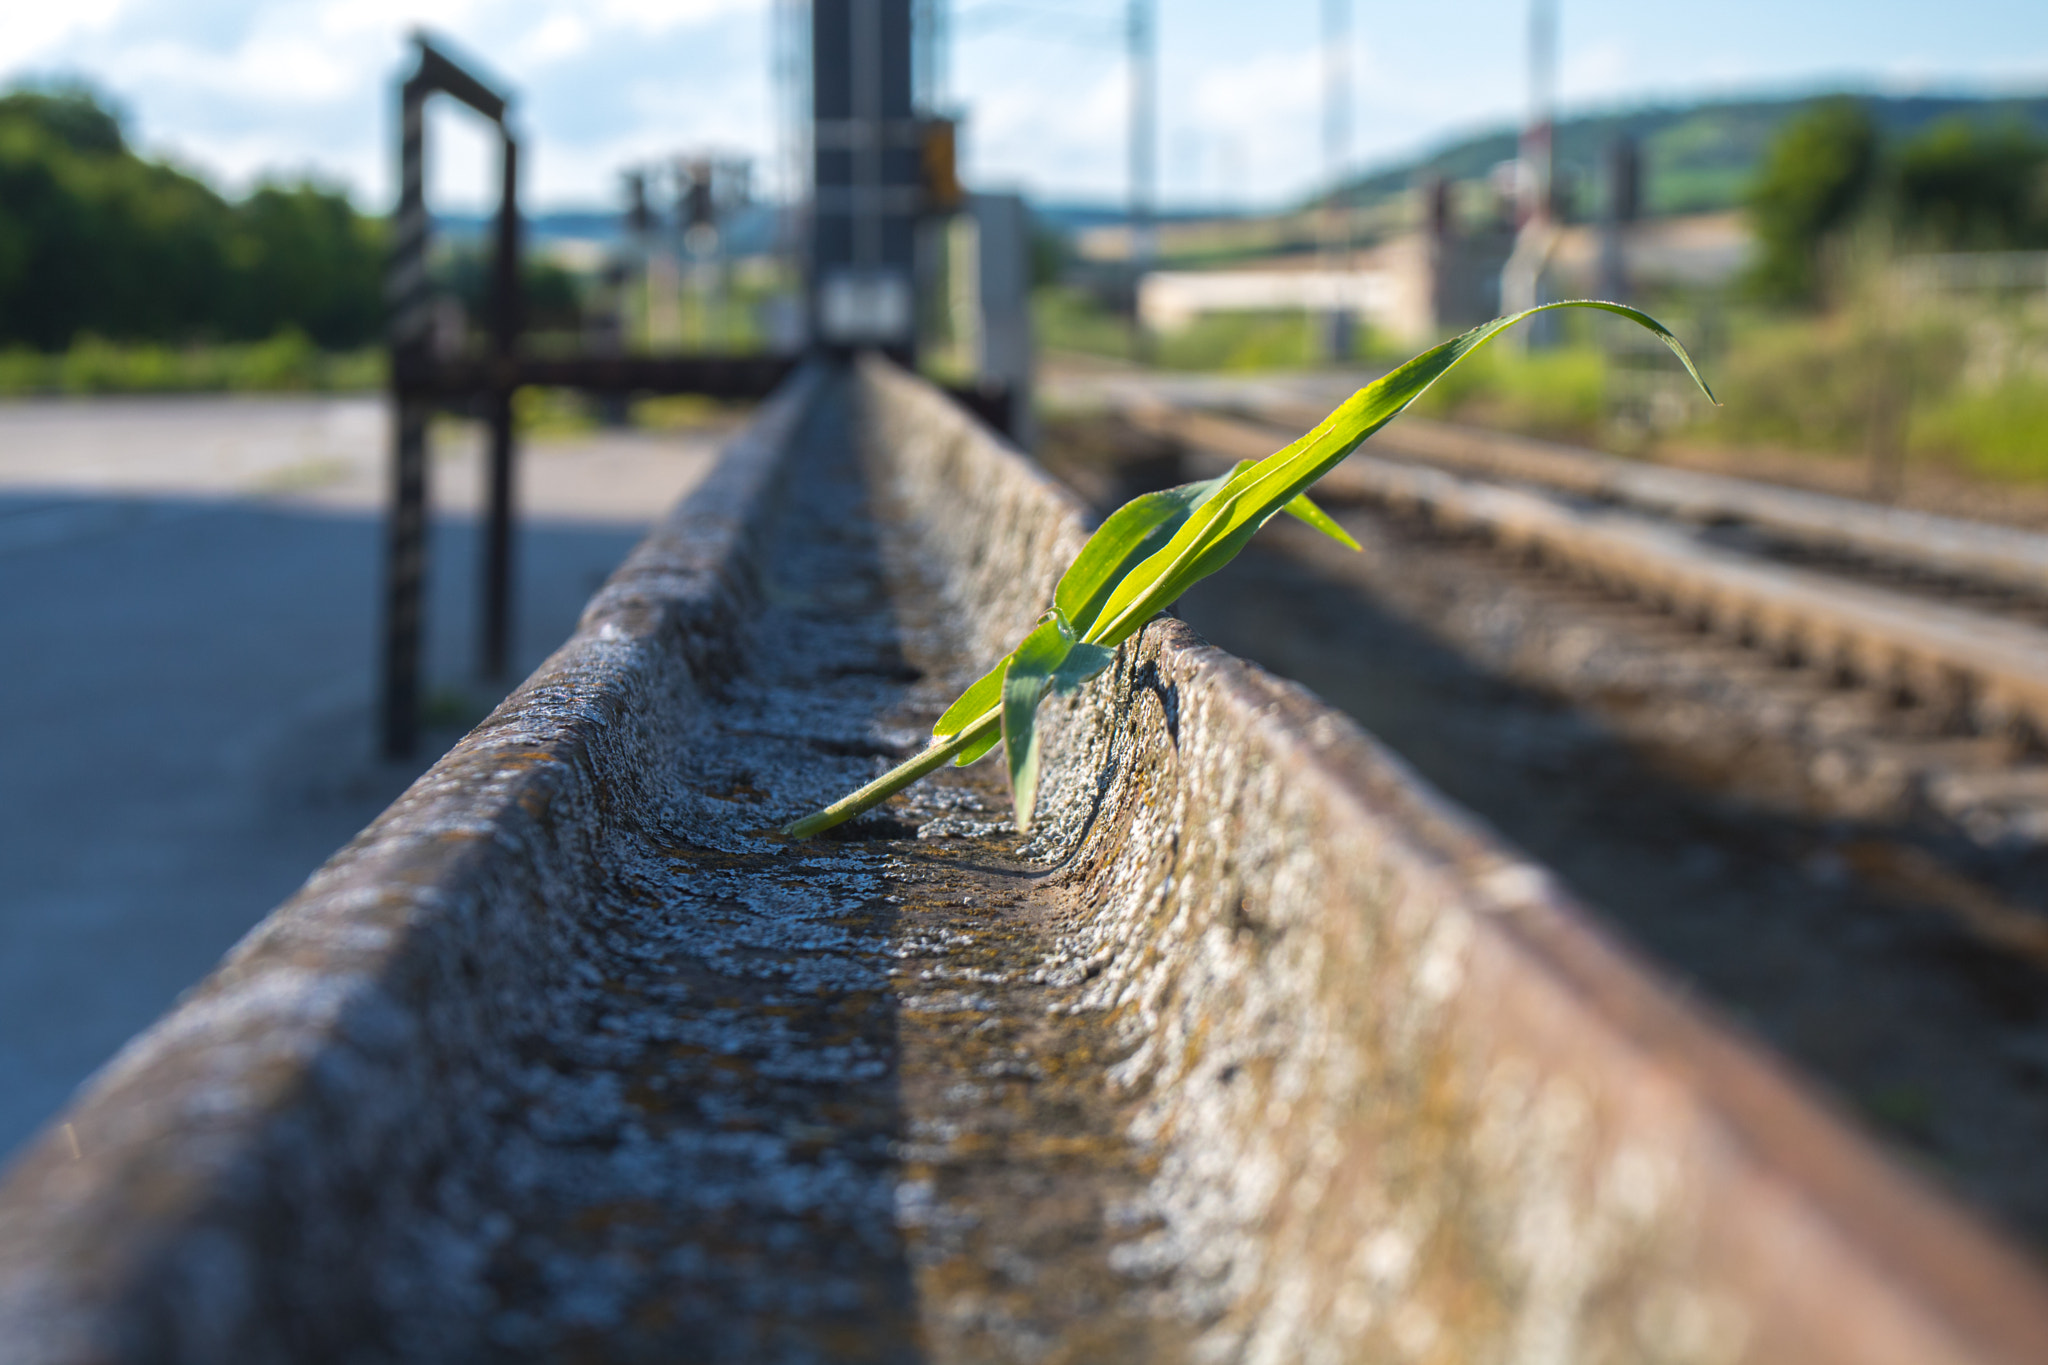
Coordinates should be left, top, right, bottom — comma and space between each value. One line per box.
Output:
0, 489, 648, 1160
1179, 526, 2048, 1256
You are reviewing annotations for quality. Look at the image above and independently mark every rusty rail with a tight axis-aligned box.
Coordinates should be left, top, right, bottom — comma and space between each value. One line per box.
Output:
1140, 405, 2048, 741
1252, 403, 2048, 601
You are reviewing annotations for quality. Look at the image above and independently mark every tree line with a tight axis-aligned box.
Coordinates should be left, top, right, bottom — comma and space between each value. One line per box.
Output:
0, 83, 383, 352
1748, 97, 2048, 304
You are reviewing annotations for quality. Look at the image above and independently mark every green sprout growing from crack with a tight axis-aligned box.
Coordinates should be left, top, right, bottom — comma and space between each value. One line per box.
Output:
785, 301, 1716, 840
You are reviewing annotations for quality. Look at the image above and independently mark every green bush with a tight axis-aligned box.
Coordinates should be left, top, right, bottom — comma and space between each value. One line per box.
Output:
0, 333, 381, 395
1912, 379, 2048, 480
1154, 310, 1319, 371
1382, 297, 2048, 489
1679, 308, 1967, 455
1896, 119, 2048, 252
1745, 97, 1879, 304
1743, 100, 2048, 304
1410, 344, 1608, 441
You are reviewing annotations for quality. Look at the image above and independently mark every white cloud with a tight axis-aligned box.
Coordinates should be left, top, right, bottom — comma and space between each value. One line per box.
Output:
105, 32, 362, 106
0, 0, 128, 73
966, 61, 1126, 198
310, 0, 493, 43
140, 124, 377, 196
1188, 47, 1320, 128
1185, 46, 1323, 199
596, 0, 767, 34
1561, 37, 1631, 104
7, 0, 2046, 213
516, 11, 593, 66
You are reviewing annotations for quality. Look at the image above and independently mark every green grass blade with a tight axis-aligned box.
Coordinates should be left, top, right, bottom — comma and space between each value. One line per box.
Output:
1216, 457, 1357, 550
953, 726, 1001, 766
933, 657, 1006, 737
936, 471, 1225, 738
1281, 490, 1362, 551
1053, 475, 1235, 636
1001, 613, 1076, 833
1052, 642, 1116, 694
791, 301, 1711, 842
781, 708, 999, 838
1084, 301, 1714, 649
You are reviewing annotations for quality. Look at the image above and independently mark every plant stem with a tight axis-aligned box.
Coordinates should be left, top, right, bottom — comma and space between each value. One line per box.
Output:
781, 708, 1001, 838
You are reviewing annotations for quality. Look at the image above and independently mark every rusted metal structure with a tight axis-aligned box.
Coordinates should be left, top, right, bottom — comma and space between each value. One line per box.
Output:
384, 36, 520, 758
378, 22, 1015, 758
380, 36, 796, 760
810, 0, 940, 356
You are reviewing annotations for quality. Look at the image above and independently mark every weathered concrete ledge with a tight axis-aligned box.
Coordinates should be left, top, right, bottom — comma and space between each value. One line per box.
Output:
0, 368, 826, 1361
870, 355, 2048, 1364
1, 356, 2046, 1362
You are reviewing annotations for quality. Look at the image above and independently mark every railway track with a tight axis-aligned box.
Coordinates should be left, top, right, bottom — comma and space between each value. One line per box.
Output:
1123, 402, 2048, 859
1047, 395, 2048, 1255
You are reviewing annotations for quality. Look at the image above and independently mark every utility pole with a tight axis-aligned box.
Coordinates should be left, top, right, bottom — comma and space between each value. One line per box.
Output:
772, 0, 807, 272
1502, 0, 1558, 340
1127, 0, 1155, 361
1320, 0, 1353, 361
913, 0, 950, 110
811, 0, 918, 357
1524, 0, 1555, 229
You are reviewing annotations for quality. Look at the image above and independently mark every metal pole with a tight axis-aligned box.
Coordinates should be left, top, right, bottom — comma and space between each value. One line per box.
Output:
912, 0, 933, 109
1525, 0, 1555, 227
852, 0, 881, 269
1321, 0, 1353, 360
1126, 0, 1155, 360
382, 77, 432, 759
1502, 0, 1558, 339
1322, 0, 1351, 253
480, 133, 520, 682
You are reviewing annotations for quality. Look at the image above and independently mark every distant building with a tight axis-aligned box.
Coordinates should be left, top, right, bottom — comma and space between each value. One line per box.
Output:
1133, 209, 1752, 347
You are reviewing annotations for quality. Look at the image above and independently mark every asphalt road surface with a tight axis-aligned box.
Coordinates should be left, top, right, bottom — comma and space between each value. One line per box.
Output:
0, 395, 727, 1162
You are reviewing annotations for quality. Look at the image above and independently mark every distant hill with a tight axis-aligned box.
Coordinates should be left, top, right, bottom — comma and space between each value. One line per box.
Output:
1330, 90, 2048, 220
451, 89, 2048, 258
435, 203, 788, 258
1031, 202, 1251, 235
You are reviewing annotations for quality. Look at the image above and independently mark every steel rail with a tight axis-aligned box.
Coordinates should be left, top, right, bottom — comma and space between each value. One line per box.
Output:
1256, 404, 2048, 602
1140, 404, 2048, 740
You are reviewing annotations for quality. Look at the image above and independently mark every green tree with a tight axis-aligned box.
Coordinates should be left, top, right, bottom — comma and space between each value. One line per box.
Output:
438, 244, 586, 339
0, 83, 126, 156
0, 82, 387, 351
1896, 118, 2048, 251
0, 114, 234, 347
1745, 96, 1878, 304
226, 181, 384, 346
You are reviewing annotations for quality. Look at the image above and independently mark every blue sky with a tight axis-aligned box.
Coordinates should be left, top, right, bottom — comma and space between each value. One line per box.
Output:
4, 0, 2047, 212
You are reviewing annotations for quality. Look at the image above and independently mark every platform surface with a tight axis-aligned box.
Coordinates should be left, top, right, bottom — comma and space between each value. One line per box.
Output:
0, 395, 724, 1159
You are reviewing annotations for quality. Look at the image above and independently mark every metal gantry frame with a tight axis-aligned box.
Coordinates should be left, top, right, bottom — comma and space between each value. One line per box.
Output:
379, 17, 1017, 757
384, 34, 522, 759
381, 36, 795, 760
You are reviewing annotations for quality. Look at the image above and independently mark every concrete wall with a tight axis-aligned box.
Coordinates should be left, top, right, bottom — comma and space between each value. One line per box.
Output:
862, 357, 2048, 1365
0, 371, 825, 1361
2, 357, 2046, 1362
